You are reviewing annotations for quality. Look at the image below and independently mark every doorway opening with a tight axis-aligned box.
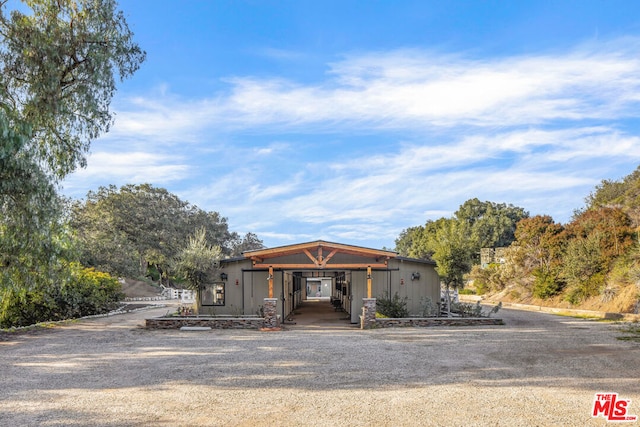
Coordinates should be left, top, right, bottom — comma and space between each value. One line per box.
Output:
284, 271, 353, 328
306, 277, 332, 299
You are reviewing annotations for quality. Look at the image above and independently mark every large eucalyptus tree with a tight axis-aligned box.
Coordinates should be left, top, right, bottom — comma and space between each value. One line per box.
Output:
0, 0, 144, 324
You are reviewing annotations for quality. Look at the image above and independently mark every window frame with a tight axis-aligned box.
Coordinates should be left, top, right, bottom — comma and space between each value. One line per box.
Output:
200, 282, 225, 306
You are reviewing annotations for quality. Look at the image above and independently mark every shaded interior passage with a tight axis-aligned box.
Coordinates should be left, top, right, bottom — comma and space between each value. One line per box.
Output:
284, 299, 355, 329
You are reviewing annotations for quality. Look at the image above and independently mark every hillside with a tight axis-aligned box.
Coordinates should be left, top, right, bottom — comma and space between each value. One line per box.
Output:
482, 282, 639, 314
461, 165, 640, 315
120, 278, 162, 298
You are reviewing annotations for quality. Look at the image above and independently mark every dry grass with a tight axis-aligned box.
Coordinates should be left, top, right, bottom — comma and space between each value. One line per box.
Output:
489, 282, 639, 314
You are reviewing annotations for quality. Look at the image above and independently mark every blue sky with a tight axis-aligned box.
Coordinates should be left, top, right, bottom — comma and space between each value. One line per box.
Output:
61, 0, 640, 250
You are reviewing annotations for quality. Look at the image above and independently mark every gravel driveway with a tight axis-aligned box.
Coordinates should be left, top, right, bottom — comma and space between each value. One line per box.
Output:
1, 306, 638, 426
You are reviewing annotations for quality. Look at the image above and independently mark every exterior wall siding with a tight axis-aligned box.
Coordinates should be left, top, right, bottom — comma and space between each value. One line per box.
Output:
198, 259, 251, 316
197, 244, 440, 324
349, 260, 440, 323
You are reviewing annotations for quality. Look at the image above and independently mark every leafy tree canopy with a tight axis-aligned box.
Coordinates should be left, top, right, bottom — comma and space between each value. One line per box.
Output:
513, 215, 566, 280
1, 0, 143, 291
230, 232, 265, 256
70, 184, 257, 280
585, 164, 640, 230
0, 0, 145, 178
394, 199, 529, 285
0, 0, 145, 327
428, 218, 474, 289
1, 0, 144, 275
454, 198, 529, 250
175, 228, 222, 292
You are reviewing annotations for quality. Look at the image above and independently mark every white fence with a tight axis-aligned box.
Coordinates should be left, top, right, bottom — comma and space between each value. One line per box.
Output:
161, 286, 195, 303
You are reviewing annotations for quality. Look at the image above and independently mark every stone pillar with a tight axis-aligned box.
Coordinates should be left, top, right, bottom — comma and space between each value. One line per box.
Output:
361, 298, 377, 329
263, 298, 279, 329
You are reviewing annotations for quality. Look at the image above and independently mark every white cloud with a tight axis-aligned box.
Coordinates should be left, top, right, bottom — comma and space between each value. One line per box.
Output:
100, 39, 640, 138
63, 151, 189, 197
225, 124, 638, 232
214, 43, 640, 130
61, 39, 640, 248
253, 142, 291, 156
257, 231, 314, 242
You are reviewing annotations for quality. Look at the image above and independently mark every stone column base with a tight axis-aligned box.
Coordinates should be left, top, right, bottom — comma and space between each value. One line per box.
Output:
361, 298, 377, 329
262, 298, 280, 329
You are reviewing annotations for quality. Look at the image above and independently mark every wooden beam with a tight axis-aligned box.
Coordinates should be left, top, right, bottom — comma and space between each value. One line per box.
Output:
268, 266, 273, 298
303, 249, 319, 267
243, 240, 398, 261
367, 266, 372, 298
320, 249, 338, 267
252, 263, 389, 269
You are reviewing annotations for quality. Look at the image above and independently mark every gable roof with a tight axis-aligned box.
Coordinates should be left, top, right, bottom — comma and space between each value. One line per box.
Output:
242, 240, 398, 269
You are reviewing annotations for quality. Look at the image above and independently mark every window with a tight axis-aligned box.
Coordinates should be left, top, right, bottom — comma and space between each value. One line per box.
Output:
201, 283, 225, 306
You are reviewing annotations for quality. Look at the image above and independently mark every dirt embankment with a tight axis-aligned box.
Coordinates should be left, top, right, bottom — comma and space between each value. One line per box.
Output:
483, 283, 639, 315
120, 278, 163, 298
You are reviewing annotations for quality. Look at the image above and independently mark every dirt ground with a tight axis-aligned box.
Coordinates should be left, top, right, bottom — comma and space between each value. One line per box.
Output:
0, 303, 639, 426
120, 278, 163, 298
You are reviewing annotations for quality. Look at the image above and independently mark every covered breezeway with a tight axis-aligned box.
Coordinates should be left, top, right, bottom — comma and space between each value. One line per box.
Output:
206, 240, 441, 327
283, 298, 356, 329
241, 267, 356, 327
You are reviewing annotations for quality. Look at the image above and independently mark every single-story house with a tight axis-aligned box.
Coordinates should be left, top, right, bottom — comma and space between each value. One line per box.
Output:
197, 240, 440, 324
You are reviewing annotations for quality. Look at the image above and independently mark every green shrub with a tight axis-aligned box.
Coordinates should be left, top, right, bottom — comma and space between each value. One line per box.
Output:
57, 263, 123, 318
0, 287, 56, 328
467, 263, 505, 295
563, 271, 606, 305
467, 265, 490, 294
0, 263, 123, 328
418, 296, 436, 317
376, 291, 409, 318
146, 265, 161, 282
474, 282, 489, 295
532, 269, 563, 299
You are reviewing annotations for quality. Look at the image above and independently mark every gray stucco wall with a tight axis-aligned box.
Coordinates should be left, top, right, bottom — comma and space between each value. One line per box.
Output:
198, 259, 252, 316
349, 259, 440, 323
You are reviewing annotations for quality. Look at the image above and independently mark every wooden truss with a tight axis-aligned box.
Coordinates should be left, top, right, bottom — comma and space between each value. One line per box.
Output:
244, 240, 395, 270
243, 240, 397, 299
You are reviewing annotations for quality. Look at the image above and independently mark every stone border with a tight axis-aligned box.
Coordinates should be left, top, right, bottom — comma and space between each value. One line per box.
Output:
145, 317, 264, 330
361, 298, 376, 329
262, 298, 279, 329
360, 297, 503, 329
146, 315, 504, 330
146, 297, 283, 331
